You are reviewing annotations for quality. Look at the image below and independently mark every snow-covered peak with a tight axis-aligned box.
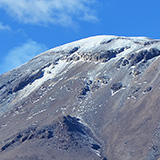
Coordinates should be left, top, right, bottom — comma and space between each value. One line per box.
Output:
47, 35, 158, 54
50, 35, 117, 52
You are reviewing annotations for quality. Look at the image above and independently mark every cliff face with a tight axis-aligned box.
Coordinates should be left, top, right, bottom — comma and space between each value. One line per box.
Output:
0, 35, 160, 160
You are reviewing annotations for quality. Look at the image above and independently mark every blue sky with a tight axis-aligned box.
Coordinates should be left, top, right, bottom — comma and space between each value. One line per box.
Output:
0, 0, 160, 74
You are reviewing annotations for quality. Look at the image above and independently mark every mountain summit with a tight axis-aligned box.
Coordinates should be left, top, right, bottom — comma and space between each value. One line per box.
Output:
0, 35, 160, 160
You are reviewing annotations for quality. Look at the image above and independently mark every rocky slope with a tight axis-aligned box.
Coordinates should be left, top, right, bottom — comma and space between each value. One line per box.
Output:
0, 35, 160, 160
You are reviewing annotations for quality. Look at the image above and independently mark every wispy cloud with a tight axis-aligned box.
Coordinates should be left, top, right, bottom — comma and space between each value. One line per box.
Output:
0, 40, 47, 74
0, 22, 10, 30
0, 0, 98, 26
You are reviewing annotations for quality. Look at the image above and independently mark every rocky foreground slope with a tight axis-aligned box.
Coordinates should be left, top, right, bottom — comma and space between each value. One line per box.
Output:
0, 35, 160, 160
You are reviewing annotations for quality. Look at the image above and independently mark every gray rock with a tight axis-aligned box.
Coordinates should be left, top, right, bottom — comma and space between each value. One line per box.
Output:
111, 82, 122, 93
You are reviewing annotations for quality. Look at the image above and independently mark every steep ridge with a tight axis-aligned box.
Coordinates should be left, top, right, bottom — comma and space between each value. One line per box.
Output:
0, 35, 160, 160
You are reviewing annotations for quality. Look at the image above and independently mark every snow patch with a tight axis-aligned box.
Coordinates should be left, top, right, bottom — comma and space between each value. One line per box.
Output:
18, 60, 69, 99
27, 109, 46, 120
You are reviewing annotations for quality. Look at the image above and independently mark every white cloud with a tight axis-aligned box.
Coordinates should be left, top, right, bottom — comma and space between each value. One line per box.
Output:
0, 22, 10, 30
0, 40, 47, 74
0, 0, 98, 26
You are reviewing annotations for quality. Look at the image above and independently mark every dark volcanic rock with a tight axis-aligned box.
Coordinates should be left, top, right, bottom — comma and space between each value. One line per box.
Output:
122, 59, 129, 66
144, 40, 160, 46
63, 115, 86, 135
78, 85, 90, 98
91, 144, 101, 150
111, 82, 123, 93
130, 48, 160, 65
100, 38, 115, 44
144, 86, 152, 93
69, 47, 79, 55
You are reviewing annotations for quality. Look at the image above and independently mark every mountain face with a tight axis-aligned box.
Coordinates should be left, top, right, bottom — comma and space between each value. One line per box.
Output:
0, 35, 160, 160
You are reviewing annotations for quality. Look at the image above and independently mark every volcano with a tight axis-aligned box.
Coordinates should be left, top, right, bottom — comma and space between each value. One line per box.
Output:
0, 35, 160, 160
